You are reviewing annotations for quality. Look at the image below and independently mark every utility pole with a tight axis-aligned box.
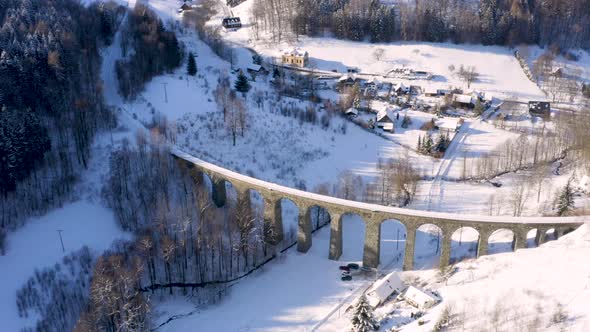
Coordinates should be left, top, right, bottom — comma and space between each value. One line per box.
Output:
161, 82, 168, 103
57, 230, 65, 253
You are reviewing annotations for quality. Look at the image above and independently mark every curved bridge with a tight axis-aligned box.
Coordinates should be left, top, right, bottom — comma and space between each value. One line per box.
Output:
173, 149, 586, 270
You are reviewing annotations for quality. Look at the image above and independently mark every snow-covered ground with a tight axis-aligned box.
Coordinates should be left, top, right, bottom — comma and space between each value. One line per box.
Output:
0, 202, 130, 332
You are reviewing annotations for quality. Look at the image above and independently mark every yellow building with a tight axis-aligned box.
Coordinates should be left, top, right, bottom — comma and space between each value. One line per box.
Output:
281, 49, 309, 67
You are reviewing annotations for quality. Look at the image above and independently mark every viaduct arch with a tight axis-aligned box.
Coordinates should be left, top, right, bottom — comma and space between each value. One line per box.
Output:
173, 149, 585, 270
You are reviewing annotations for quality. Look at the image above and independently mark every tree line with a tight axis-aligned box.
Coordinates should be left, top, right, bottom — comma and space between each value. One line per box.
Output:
248, 0, 590, 50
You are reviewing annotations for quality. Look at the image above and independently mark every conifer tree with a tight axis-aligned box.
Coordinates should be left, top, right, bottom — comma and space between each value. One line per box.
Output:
235, 71, 251, 95
187, 52, 197, 76
351, 294, 378, 332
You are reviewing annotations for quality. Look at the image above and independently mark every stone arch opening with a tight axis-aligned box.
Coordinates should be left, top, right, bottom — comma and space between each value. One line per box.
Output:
340, 213, 366, 263
308, 205, 331, 233
545, 228, 557, 241
527, 229, 538, 248
450, 227, 479, 263
279, 198, 299, 246
224, 180, 238, 207
380, 220, 407, 271
414, 224, 444, 269
488, 229, 515, 254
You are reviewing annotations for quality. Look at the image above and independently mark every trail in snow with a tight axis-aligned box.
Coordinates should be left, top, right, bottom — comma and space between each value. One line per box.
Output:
425, 110, 490, 211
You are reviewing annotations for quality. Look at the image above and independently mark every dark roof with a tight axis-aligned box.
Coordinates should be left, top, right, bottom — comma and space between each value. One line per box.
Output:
222, 17, 242, 24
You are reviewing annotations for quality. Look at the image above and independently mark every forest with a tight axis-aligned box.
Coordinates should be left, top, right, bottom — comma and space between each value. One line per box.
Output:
116, 3, 183, 99
250, 0, 590, 50
0, 0, 124, 234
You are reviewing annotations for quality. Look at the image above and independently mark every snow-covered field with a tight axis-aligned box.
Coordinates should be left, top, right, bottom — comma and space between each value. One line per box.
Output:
0, 202, 130, 332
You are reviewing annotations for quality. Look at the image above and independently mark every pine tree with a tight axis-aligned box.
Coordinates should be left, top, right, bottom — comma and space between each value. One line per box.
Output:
187, 52, 197, 76
556, 177, 575, 216
424, 133, 433, 154
235, 71, 251, 95
435, 133, 448, 153
351, 294, 377, 332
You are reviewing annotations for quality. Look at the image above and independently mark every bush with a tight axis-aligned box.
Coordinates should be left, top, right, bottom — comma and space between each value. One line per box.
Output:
420, 118, 436, 131
401, 115, 412, 128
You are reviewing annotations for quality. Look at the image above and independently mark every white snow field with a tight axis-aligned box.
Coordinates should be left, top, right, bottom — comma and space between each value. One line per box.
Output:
0, 202, 130, 332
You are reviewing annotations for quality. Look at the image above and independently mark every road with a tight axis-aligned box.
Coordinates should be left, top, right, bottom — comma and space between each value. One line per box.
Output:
425, 110, 493, 211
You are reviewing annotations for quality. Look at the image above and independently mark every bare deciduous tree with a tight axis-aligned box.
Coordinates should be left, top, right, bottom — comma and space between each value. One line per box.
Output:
457, 65, 479, 89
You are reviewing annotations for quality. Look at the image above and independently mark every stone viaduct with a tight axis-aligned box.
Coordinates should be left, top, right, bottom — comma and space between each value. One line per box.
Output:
173, 149, 586, 270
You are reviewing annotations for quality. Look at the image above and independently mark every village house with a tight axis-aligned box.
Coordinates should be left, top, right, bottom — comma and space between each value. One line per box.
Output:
247, 64, 269, 76
435, 117, 462, 134
403, 286, 438, 310
178, 3, 195, 13
281, 48, 309, 67
337, 74, 360, 90
366, 272, 405, 308
452, 94, 475, 109
222, 17, 242, 30
392, 83, 410, 95
376, 109, 395, 129
529, 101, 551, 118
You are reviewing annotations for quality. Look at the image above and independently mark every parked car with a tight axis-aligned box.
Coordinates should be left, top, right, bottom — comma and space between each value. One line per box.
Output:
339, 265, 351, 272
341, 275, 352, 281
347, 263, 360, 270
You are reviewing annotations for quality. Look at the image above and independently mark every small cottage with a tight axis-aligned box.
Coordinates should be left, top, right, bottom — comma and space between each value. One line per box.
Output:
376, 109, 395, 128
403, 286, 438, 310
452, 94, 475, 108
247, 64, 269, 75
366, 272, 405, 308
435, 118, 462, 133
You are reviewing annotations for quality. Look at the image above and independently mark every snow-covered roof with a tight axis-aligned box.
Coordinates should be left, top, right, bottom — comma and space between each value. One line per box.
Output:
247, 64, 264, 72
377, 110, 393, 122
404, 286, 437, 309
345, 108, 358, 115
453, 94, 474, 104
283, 48, 308, 57
435, 118, 461, 131
366, 272, 404, 308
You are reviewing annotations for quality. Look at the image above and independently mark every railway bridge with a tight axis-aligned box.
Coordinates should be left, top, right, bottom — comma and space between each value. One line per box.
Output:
173, 149, 586, 270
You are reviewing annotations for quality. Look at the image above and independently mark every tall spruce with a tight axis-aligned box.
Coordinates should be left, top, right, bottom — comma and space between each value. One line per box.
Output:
187, 52, 197, 76
351, 294, 378, 332
235, 71, 251, 95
